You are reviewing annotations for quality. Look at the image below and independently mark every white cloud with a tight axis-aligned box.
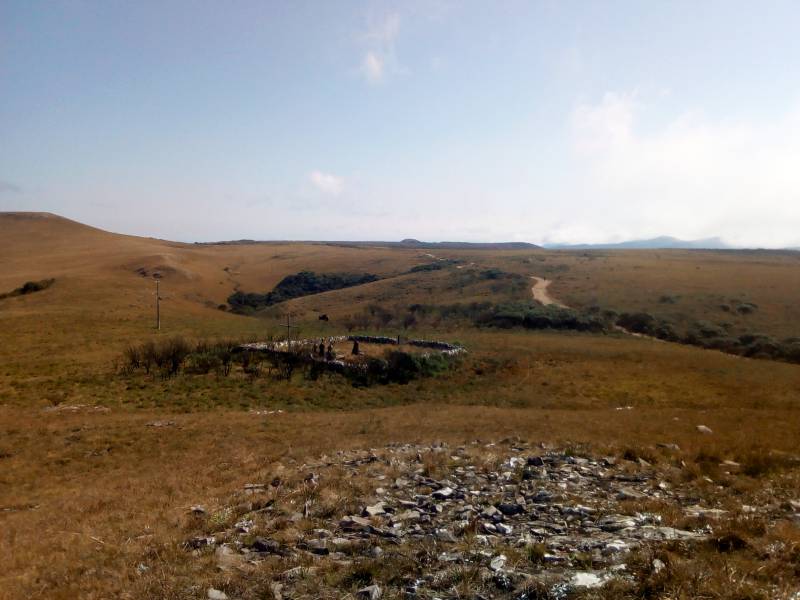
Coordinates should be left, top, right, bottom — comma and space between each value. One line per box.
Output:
361, 51, 384, 83
566, 92, 800, 247
309, 170, 344, 196
359, 13, 400, 84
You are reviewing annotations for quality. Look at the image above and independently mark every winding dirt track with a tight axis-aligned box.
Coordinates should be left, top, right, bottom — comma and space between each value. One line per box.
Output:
529, 275, 680, 346
529, 276, 568, 308
530, 275, 654, 338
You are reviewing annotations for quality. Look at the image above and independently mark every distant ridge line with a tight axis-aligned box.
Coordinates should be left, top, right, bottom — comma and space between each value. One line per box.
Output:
195, 239, 541, 250
543, 236, 730, 250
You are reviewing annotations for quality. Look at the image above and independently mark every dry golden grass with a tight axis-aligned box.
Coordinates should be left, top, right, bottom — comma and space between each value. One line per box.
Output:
1, 213, 799, 598
2, 403, 798, 599
536, 248, 800, 339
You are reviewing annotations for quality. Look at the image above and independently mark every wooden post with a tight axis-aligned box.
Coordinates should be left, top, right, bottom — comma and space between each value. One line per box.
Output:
282, 314, 297, 346
155, 278, 161, 331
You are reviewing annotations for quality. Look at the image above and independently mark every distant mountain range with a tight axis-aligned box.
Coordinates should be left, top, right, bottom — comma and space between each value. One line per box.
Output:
196, 238, 541, 250
328, 239, 540, 250
395, 239, 540, 250
543, 236, 731, 250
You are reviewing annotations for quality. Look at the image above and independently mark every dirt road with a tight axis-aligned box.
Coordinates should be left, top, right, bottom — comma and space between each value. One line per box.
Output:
528, 275, 684, 347
530, 276, 568, 308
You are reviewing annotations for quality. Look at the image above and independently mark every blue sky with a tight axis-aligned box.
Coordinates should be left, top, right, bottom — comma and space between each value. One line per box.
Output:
2, 1, 799, 246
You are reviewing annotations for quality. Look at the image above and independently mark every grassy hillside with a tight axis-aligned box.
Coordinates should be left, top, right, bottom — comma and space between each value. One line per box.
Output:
1, 213, 799, 598
540, 249, 800, 339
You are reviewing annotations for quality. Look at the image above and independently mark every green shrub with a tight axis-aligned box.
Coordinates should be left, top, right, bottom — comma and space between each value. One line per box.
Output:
227, 271, 379, 313
122, 344, 141, 372
480, 303, 609, 332
0, 278, 55, 300
187, 352, 221, 374
385, 351, 418, 384
156, 336, 191, 378
409, 262, 443, 272
617, 312, 657, 335
736, 302, 757, 315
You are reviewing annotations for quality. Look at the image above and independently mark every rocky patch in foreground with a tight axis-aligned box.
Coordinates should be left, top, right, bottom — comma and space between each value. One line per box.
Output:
180, 441, 800, 599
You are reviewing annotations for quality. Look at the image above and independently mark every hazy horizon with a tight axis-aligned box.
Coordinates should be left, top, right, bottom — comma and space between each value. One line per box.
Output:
2, 1, 800, 247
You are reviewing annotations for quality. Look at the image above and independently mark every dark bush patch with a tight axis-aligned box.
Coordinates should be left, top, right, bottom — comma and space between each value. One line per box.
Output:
478, 303, 611, 332
616, 312, 658, 336
0, 278, 55, 300
409, 262, 444, 273
228, 271, 379, 313
736, 302, 757, 315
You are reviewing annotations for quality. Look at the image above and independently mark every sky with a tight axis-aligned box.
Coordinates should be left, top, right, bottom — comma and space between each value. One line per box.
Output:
2, 1, 800, 247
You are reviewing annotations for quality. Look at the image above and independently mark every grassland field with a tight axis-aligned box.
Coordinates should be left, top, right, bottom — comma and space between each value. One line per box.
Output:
1, 212, 799, 599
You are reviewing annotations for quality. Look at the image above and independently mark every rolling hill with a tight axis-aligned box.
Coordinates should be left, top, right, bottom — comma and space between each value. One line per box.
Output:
544, 235, 730, 250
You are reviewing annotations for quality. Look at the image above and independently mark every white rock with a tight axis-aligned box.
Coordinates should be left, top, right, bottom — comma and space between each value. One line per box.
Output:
495, 522, 513, 535
432, 486, 454, 499
207, 589, 229, 600
489, 554, 507, 571
696, 425, 713, 434
356, 584, 382, 599
602, 539, 629, 555
570, 571, 607, 588
363, 502, 386, 517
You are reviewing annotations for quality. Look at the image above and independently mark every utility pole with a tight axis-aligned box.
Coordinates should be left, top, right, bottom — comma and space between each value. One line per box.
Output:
282, 314, 297, 347
155, 278, 161, 331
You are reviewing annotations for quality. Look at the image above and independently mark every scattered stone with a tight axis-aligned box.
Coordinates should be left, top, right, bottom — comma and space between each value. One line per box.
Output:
146, 420, 176, 428
190, 505, 206, 515
685, 506, 728, 520
250, 537, 283, 554
185, 535, 215, 549
364, 502, 386, 517
617, 488, 645, 501
282, 566, 318, 580
495, 522, 513, 535
696, 425, 713, 434
183, 442, 742, 598
489, 555, 507, 571
497, 502, 525, 516
234, 518, 253, 533
435, 528, 457, 542
356, 584, 382, 599
657, 443, 681, 451
304, 539, 329, 555
341, 515, 371, 530
570, 571, 609, 588
394, 509, 420, 521
597, 515, 636, 532
432, 487, 454, 500
207, 589, 229, 600
269, 583, 283, 600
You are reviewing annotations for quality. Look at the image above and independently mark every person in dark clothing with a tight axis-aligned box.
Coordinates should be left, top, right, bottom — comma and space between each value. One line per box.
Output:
318, 341, 325, 357
326, 343, 334, 361
352, 340, 360, 355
